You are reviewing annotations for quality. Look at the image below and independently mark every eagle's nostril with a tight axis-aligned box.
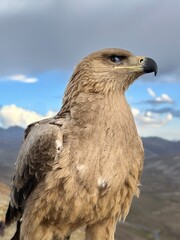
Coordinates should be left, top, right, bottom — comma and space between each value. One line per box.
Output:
139, 58, 144, 64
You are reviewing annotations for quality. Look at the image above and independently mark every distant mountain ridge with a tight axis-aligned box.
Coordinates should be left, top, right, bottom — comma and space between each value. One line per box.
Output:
0, 127, 24, 183
142, 136, 180, 159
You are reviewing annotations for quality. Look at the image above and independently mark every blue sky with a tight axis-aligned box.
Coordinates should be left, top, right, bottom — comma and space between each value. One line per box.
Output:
0, 0, 180, 140
0, 71, 68, 114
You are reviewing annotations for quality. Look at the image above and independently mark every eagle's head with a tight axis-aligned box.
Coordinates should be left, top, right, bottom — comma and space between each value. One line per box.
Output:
69, 48, 157, 94
61, 48, 158, 113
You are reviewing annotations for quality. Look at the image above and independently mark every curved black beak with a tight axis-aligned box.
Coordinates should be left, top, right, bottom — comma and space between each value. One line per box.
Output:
143, 58, 158, 76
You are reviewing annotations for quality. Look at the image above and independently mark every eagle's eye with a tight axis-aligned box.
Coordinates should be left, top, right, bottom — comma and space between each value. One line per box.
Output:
109, 55, 123, 64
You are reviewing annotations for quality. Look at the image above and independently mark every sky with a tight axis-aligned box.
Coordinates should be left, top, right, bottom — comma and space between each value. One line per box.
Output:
0, 0, 180, 140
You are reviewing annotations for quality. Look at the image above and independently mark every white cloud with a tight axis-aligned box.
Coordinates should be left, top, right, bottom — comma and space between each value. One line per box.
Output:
131, 107, 140, 117
146, 88, 173, 104
131, 107, 173, 127
7, 74, 38, 83
147, 88, 156, 98
0, 104, 56, 128
145, 111, 152, 117
155, 94, 173, 103
137, 118, 179, 140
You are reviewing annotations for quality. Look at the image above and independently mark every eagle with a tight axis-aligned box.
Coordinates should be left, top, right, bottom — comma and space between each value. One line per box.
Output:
5, 48, 157, 240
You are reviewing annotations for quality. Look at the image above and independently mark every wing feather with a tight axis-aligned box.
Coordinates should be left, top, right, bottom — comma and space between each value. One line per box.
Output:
6, 120, 63, 225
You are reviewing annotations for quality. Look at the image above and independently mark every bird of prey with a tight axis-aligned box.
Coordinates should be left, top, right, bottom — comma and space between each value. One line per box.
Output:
5, 48, 157, 240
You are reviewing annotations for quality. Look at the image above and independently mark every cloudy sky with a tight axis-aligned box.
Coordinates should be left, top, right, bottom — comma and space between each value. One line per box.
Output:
0, 0, 180, 139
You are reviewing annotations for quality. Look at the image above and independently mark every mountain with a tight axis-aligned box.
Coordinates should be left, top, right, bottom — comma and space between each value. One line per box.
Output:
143, 136, 180, 159
0, 127, 24, 184
0, 126, 24, 161
0, 127, 180, 239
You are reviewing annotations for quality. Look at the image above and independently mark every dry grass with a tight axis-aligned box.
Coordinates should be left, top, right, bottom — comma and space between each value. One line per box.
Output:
0, 183, 16, 240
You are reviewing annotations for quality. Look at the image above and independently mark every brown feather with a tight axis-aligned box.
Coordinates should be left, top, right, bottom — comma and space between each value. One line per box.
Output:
5, 48, 157, 240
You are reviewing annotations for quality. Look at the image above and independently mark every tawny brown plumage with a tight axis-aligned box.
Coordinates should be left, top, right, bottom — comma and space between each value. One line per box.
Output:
5, 48, 157, 240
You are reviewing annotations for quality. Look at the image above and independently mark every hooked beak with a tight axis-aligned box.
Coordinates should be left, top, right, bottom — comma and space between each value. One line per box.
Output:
142, 57, 158, 76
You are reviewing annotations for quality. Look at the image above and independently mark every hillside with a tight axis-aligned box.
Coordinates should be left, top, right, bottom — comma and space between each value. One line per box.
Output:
143, 136, 180, 159
0, 127, 180, 239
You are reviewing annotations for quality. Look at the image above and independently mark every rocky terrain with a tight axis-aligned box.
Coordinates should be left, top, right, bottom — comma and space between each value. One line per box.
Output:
0, 127, 180, 239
